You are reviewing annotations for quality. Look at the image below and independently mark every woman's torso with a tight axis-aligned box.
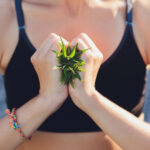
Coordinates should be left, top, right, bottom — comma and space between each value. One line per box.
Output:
0, 0, 146, 150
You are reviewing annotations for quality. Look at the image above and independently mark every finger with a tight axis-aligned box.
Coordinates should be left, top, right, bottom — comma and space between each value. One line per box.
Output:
48, 35, 68, 56
76, 33, 94, 52
33, 34, 54, 58
77, 33, 103, 57
46, 35, 68, 66
70, 37, 93, 61
38, 33, 68, 58
70, 38, 94, 88
37, 33, 60, 57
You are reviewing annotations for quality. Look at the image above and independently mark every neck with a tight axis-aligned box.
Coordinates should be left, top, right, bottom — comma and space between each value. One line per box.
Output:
29, 0, 101, 16
63, 0, 100, 16
65, 0, 85, 15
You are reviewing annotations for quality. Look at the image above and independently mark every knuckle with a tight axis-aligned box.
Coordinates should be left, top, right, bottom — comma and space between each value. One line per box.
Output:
31, 54, 44, 64
30, 55, 36, 63
97, 55, 103, 64
99, 53, 103, 60
48, 34, 68, 47
95, 54, 103, 64
49, 33, 59, 40
46, 34, 59, 47
89, 52, 95, 58
78, 33, 88, 39
91, 53, 96, 60
96, 57, 102, 64
96, 50, 103, 59
95, 54, 101, 60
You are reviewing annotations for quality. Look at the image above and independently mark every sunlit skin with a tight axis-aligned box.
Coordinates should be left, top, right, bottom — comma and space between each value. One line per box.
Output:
0, 0, 150, 150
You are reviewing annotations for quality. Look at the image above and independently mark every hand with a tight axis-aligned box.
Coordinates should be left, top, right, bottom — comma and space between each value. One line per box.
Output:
68, 33, 103, 111
30, 33, 69, 109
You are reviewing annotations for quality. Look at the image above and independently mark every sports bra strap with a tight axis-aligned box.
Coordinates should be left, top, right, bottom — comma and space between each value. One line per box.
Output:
14, 0, 133, 29
15, 0, 25, 30
126, 0, 133, 25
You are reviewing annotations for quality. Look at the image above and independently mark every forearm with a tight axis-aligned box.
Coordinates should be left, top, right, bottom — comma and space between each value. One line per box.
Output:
0, 94, 57, 150
84, 90, 150, 150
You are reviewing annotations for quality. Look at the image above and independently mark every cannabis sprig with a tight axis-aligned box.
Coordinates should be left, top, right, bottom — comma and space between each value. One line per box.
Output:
52, 38, 89, 88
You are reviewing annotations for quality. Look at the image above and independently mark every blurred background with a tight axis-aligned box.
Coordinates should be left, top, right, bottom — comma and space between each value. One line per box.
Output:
0, 73, 6, 118
143, 66, 150, 123
0, 67, 150, 123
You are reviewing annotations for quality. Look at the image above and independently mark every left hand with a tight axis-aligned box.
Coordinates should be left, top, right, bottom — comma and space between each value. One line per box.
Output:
68, 33, 103, 111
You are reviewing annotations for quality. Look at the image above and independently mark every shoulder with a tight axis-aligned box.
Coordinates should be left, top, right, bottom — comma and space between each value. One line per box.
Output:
0, 0, 15, 39
0, 0, 15, 66
133, 0, 150, 65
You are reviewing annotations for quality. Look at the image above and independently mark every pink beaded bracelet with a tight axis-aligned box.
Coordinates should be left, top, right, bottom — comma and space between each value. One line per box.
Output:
5, 108, 32, 141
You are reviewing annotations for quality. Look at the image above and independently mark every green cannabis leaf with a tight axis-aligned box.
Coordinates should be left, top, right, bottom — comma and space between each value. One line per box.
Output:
52, 37, 89, 88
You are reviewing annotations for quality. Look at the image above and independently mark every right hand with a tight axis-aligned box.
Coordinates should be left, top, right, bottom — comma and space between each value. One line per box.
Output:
30, 33, 68, 107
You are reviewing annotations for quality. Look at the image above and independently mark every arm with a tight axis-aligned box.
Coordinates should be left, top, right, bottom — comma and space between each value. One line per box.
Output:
0, 2, 43, 149
0, 2, 69, 145
82, 90, 150, 150
133, 0, 150, 65
69, 33, 150, 150
86, 2, 150, 148
0, 94, 59, 150
0, 33, 69, 150
0, 0, 13, 68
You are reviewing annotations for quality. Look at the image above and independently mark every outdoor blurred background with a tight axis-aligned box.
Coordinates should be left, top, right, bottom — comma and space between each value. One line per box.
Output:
143, 66, 150, 123
0, 73, 6, 118
0, 67, 150, 122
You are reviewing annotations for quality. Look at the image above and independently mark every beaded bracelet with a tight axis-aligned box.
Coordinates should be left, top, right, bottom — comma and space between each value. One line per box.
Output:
5, 108, 32, 141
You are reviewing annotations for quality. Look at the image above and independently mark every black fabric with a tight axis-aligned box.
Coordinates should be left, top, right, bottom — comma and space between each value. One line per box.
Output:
3, 0, 146, 132
15, 0, 25, 27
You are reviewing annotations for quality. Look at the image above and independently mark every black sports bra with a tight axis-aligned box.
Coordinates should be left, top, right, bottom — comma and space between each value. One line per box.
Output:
3, 0, 146, 132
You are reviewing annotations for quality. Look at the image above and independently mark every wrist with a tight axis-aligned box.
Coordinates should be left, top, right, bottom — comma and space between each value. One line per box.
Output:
74, 87, 97, 112
72, 85, 95, 98
81, 89, 103, 113
36, 93, 65, 113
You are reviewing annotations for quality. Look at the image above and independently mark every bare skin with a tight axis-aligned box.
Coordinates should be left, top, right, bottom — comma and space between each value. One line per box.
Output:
0, 0, 149, 150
